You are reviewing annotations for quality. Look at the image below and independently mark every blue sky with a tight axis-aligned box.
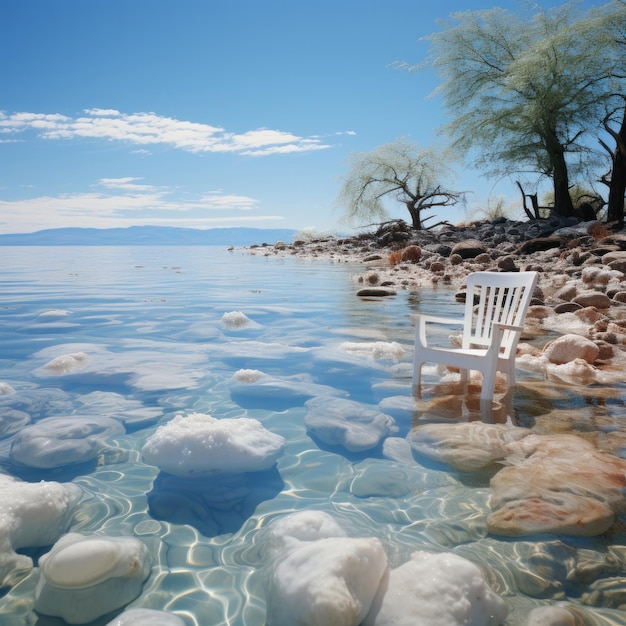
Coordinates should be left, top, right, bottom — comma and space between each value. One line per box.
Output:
0, 0, 597, 235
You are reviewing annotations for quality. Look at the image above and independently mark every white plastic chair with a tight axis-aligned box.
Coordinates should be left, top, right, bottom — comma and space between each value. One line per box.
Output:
412, 271, 538, 402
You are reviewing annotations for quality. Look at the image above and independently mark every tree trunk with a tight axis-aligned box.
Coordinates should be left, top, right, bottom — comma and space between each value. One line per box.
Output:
406, 201, 421, 230
607, 107, 626, 228
551, 147, 575, 217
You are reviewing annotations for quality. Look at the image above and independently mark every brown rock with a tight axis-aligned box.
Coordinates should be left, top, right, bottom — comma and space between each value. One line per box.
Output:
542, 334, 600, 365
553, 284, 577, 301
497, 255, 518, 272
554, 302, 583, 314
450, 240, 487, 259
572, 292, 611, 309
516, 237, 563, 255
400, 245, 421, 263
356, 288, 396, 297
612, 291, 626, 303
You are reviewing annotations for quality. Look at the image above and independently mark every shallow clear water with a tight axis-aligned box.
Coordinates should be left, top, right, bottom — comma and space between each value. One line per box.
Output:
0, 246, 625, 626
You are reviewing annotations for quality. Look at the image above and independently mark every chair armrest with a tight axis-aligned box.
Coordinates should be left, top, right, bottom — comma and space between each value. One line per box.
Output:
486, 323, 524, 359
493, 322, 524, 333
413, 313, 464, 349
412, 313, 464, 327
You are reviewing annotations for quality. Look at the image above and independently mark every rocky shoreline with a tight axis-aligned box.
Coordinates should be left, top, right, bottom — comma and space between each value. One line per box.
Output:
248, 215, 626, 384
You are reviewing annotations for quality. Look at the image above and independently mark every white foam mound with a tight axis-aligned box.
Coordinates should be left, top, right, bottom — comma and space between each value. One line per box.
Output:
105, 609, 186, 626
35, 533, 152, 624
142, 412, 286, 476
10, 416, 125, 468
221, 311, 260, 329
363, 551, 508, 626
266, 536, 388, 626
0, 474, 82, 588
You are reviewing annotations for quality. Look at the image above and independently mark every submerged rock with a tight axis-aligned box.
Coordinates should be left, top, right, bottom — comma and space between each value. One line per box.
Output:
363, 551, 508, 626
407, 422, 532, 472
0, 474, 82, 588
266, 536, 388, 626
488, 434, 626, 537
35, 533, 152, 624
304, 396, 397, 452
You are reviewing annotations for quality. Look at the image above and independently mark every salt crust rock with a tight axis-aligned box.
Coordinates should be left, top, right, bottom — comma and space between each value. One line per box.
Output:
105, 608, 186, 626
42, 351, 89, 374
0, 382, 15, 395
488, 434, 626, 537
265, 511, 506, 626
267, 536, 388, 626
340, 341, 406, 360
35, 533, 152, 624
304, 396, 397, 452
362, 551, 508, 626
263, 510, 347, 557
10, 415, 125, 468
542, 333, 600, 365
407, 422, 532, 472
221, 310, 260, 329
142, 412, 286, 476
0, 473, 81, 588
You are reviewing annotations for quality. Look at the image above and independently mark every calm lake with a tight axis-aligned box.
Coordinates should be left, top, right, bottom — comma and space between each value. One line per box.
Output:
0, 245, 624, 625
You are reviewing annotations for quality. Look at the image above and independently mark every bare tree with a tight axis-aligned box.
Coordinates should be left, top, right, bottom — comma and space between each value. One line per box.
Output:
337, 140, 464, 230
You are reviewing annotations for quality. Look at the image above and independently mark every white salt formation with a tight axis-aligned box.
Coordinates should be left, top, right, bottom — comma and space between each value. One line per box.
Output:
105, 608, 186, 625
263, 510, 347, 557
142, 412, 286, 476
0, 474, 82, 588
304, 396, 397, 452
35, 533, 152, 624
340, 340, 406, 360
362, 551, 508, 626
42, 351, 89, 374
264, 511, 506, 626
10, 415, 125, 468
221, 310, 260, 329
267, 536, 388, 626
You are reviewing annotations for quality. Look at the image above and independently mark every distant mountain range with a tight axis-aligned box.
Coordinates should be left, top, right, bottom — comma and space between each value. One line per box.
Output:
0, 226, 298, 246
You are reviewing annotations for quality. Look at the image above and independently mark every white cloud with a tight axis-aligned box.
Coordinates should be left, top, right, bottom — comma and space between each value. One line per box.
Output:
97, 177, 158, 192
0, 109, 336, 156
0, 186, 267, 234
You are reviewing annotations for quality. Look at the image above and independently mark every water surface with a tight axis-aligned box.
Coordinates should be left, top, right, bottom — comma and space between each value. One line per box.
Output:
0, 246, 624, 625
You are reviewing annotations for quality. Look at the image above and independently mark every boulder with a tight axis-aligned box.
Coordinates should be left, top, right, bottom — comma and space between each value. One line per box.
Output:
450, 240, 487, 259
571, 291, 611, 309
542, 334, 600, 365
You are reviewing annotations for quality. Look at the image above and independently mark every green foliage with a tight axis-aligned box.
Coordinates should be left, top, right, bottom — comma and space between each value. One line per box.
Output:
421, 1, 626, 216
336, 140, 463, 230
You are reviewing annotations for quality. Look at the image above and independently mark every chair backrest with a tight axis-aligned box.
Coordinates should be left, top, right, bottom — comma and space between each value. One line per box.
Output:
462, 271, 538, 355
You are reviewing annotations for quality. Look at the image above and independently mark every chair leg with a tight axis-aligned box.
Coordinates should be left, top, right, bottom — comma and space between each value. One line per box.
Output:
480, 368, 497, 401
412, 362, 423, 398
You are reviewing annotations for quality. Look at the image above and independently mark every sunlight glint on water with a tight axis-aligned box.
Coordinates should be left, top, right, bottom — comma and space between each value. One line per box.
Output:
0, 246, 624, 626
